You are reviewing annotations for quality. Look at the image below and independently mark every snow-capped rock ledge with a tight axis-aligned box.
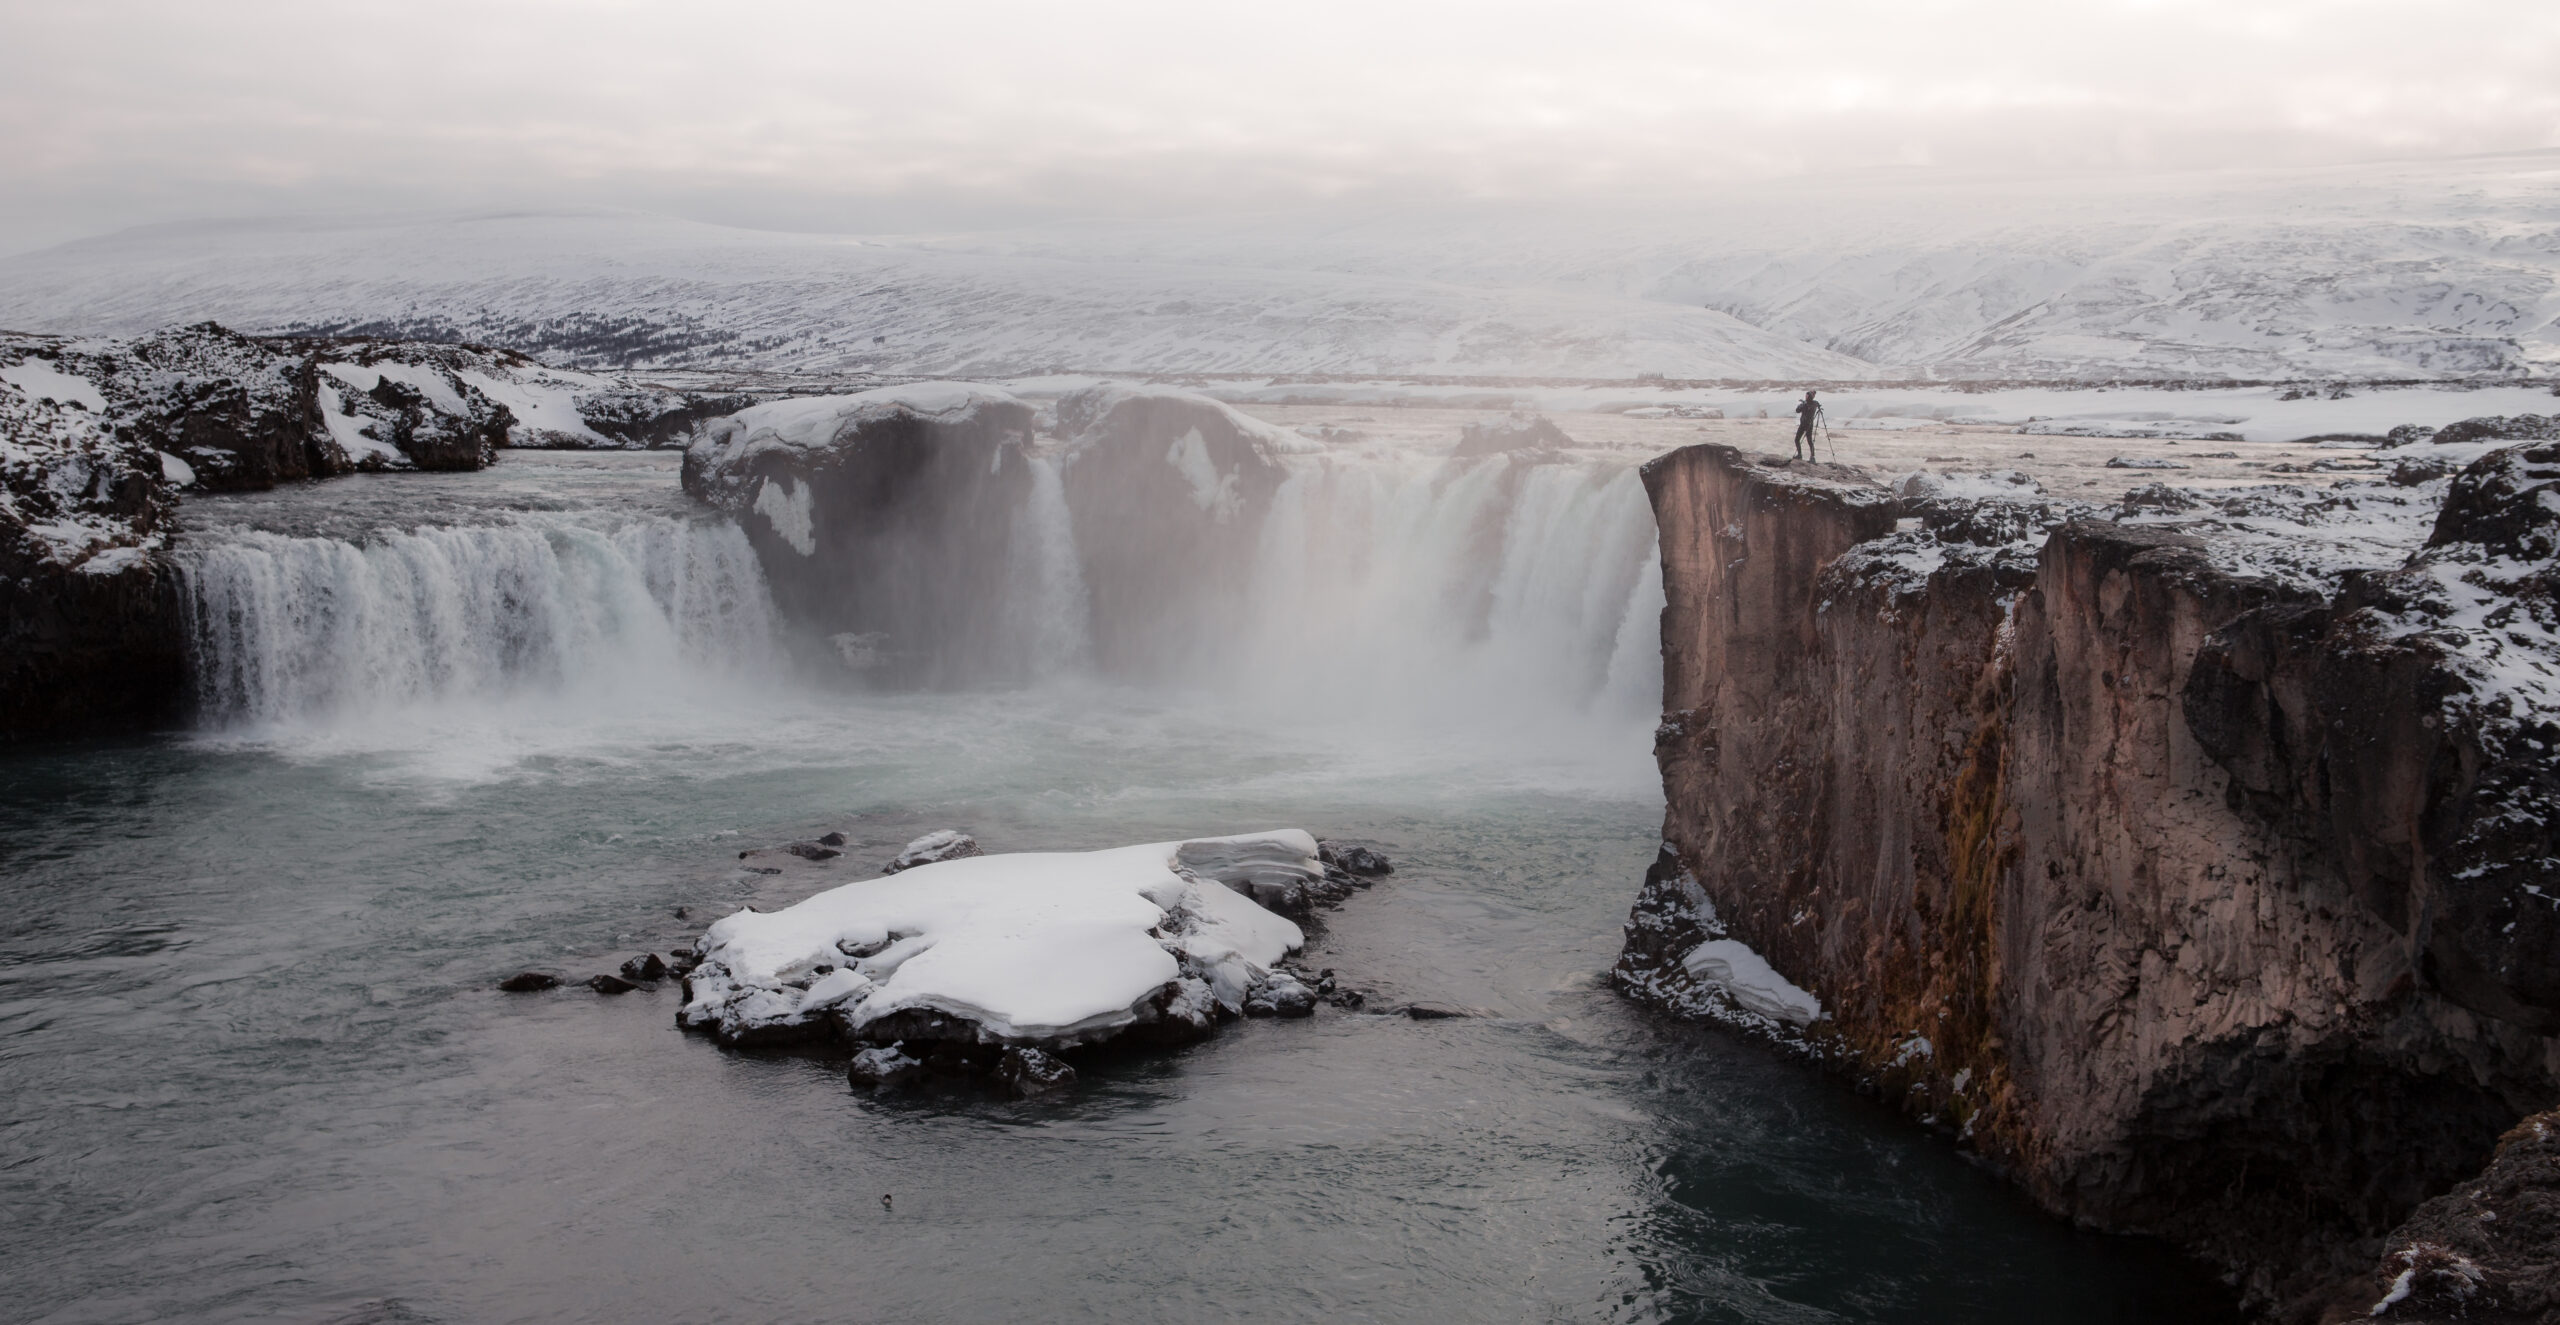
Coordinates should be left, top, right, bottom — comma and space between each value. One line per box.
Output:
677, 830, 1336, 1081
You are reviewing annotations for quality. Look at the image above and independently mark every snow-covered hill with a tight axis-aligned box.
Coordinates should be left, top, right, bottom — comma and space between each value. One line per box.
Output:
2, 154, 2555, 382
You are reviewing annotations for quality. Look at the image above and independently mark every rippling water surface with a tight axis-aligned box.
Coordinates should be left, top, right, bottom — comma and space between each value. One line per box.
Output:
0, 455, 2238, 1323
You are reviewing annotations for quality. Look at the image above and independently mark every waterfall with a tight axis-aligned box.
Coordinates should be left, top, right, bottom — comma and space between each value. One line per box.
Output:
180, 514, 779, 726
173, 442, 1660, 735
1211, 451, 1662, 723
1006, 454, 1092, 677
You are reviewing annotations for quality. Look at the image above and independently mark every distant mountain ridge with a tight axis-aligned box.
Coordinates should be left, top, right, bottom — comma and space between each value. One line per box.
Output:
3, 155, 2555, 382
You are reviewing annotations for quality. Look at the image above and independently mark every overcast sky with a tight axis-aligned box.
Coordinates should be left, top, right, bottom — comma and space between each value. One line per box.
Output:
4, 0, 2556, 255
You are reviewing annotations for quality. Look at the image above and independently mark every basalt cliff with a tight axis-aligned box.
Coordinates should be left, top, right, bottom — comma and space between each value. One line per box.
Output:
1617, 435, 2560, 1321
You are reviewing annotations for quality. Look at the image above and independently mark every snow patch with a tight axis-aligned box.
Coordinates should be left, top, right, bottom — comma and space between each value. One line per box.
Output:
679, 830, 1316, 1047
753, 475, 816, 555
1680, 938, 1824, 1027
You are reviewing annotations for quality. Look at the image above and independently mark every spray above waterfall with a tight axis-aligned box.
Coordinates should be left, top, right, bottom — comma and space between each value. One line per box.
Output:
175, 385, 1663, 740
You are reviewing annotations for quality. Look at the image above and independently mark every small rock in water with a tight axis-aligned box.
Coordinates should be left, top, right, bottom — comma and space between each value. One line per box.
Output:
882, 830, 982, 874
1317, 841, 1395, 876
848, 1046, 924, 1089
743, 866, 782, 875
818, 831, 849, 847
498, 971, 561, 993
1244, 973, 1318, 1019
587, 973, 639, 995
1404, 1002, 1466, 1020
672, 906, 690, 920
784, 841, 842, 861
996, 1046, 1078, 1097
620, 953, 669, 983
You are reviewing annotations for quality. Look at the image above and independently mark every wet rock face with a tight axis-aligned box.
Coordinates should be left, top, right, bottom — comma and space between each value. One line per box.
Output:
1052, 386, 1297, 679
1623, 443, 2560, 1319
683, 387, 1039, 686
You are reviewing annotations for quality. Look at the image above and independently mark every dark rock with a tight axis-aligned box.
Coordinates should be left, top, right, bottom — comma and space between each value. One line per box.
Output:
1452, 413, 1575, 458
2387, 423, 2439, 447
1317, 841, 1395, 876
2327, 1108, 2560, 1324
1053, 385, 1296, 680
784, 841, 842, 861
586, 973, 638, 995
924, 1041, 994, 1077
995, 1046, 1078, 1097
743, 866, 781, 875
817, 831, 848, 847
498, 972, 561, 992
2428, 442, 2560, 560
2429, 413, 2560, 450
1404, 1003, 1466, 1020
682, 386, 1039, 687
882, 830, 981, 874
2119, 482, 2202, 515
619, 953, 669, 983
1244, 976, 1318, 1019
847, 1046, 924, 1089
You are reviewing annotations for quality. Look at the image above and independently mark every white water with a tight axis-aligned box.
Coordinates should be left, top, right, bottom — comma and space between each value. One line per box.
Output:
182, 515, 779, 727
176, 448, 1663, 751
1232, 454, 1663, 725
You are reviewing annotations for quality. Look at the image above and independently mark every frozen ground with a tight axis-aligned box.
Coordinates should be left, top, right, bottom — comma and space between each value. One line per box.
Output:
2, 152, 2553, 382
1207, 395, 2543, 503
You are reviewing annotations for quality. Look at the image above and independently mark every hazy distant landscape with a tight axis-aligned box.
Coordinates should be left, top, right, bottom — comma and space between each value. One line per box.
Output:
6, 152, 2553, 384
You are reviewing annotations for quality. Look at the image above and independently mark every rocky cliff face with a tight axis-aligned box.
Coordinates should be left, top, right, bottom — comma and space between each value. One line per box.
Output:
1618, 440, 2560, 1320
682, 382, 1312, 686
0, 387, 183, 739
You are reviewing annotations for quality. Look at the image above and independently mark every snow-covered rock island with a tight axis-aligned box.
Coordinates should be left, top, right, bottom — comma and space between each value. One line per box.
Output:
677, 830, 1348, 1092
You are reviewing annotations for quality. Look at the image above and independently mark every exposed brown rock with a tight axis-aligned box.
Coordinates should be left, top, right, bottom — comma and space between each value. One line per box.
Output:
1618, 442, 2560, 1320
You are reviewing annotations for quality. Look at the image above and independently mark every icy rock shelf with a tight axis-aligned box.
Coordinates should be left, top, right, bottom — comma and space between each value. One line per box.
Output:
672, 829, 1391, 1095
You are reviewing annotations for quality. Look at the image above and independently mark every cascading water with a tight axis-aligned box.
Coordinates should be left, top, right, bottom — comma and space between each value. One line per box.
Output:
1226, 452, 1663, 724
180, 514, 779, 726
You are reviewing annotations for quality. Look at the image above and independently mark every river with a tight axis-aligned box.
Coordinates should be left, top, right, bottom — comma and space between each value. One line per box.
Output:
0, 449, 2237, 1323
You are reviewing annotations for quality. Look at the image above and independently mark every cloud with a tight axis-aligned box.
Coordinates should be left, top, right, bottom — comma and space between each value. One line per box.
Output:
2, 0, 2555, 251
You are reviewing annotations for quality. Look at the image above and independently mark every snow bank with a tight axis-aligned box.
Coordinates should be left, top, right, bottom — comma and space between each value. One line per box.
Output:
1681, 939, 1825, 1027
678, 830, 1317, 1050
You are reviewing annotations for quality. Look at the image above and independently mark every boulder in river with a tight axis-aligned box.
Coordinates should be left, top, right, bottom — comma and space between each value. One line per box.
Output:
498, 972, 562, 993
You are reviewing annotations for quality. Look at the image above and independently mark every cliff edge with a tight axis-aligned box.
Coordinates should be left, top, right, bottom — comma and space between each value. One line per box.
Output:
1618, 437, 2560, 1320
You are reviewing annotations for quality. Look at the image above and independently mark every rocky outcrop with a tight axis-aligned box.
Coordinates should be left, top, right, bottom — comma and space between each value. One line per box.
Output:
1050, 384, 1310, 679
681, 381, 1316, 684
2329, 1108, 2560, 1323
0, 387, 183, 739
682, 384, 1040, 685
1619, 442, 2560, 1319
2, 323, 750, 493
675, 829, 1358, 1092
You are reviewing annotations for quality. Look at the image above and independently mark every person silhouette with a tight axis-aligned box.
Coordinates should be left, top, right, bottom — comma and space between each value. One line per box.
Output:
1792, 391, 1821, 461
